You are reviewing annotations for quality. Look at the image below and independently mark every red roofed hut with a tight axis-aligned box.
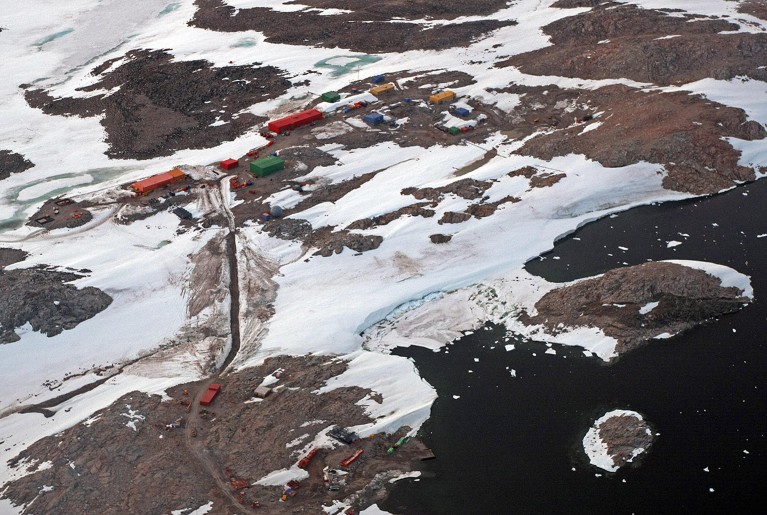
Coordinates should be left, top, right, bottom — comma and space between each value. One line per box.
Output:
268, 109, 323, 134
131, 168, 186, 195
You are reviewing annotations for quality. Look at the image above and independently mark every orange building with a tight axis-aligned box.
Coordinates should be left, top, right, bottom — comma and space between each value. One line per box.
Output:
130, 168, 186, 195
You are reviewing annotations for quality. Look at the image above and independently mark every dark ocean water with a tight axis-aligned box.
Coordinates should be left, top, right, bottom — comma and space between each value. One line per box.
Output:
382, 181, 767, 514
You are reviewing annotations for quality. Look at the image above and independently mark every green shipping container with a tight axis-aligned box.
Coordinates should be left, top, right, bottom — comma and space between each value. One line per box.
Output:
448, 127, 461, 135
250, 156, 285, 177
321, 91, 341, 103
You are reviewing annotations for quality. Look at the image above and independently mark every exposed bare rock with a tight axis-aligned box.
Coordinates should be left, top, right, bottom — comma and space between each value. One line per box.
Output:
438, 211, 472, 224
740, 0, 767, 21
429, 233, 453, 244
0, 150, 33, 180
464, 195, 520, 219
523, 261, 751, 358
288, 0, 511, 20
190, 0, 516, 54
0, 248, 28, 269
24, 50, 290, 160
583, 410, 655, 472
510, 84, 765, 194
501, 4, 767, 86
347, 203, 436, 231
262, 218, 313, 241
310, 227, 384, 256
401, 178, 493, 202
1, 356, 430, 514
0, 267, 113, 343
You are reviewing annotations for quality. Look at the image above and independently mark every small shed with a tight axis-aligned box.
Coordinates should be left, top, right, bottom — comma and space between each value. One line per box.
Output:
371, 75, 385, 84
363, 112, 384, 125
321, 91, 341, 103
448, 127, 461, 135
220, 158, 239, 170
254, 386, 272, 399
453, 107, 470, 117
429, 90, 456, 104
369, 83, 395, 95
250, 156, 285, 177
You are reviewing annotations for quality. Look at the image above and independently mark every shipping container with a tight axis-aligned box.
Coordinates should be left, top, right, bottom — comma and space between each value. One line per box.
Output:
429, 90, 456, 104
220, 158, 239, 170
369, 83, 395, 95
250, 156, 285, 177
453, 107, 470, 117
130, 168, 186, 195
199, 383, 221, 406
363, 112, 384, 125
267, 109, 324, 134
321, 91, 341, 103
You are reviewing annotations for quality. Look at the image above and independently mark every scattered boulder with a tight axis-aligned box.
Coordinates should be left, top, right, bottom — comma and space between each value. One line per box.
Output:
429, 234, 453, 244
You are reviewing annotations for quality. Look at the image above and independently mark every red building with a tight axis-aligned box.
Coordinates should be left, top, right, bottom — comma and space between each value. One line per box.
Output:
268, 109, 323, 134
220, 158, 239, 170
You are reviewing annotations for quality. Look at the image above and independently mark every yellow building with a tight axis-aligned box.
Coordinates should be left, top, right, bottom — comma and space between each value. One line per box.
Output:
369, 82, 395, 95
429, 90, 456, 104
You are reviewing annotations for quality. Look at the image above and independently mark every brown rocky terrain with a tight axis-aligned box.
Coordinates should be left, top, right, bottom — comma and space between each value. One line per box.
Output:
0, 264, 113, 344
501, 3, 767, 86
523, 261, 751, 357
190, 0, 516, 53
1, 355, 432, 514
0, 150, 33, 181
0, 248, 27, 269
740, 0, 767, 20
24, 50, 290, 160
496, 83, 765, 194
591, 411, 654, 470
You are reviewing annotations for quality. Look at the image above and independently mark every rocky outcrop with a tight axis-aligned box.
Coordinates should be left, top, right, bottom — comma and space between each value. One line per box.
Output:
583, 410, 654, 472
503, 84, 765, 195
0, 150, 33, 180
523, 261, 751, 357
190, 0, 515, 54
502, 4, 767, 86
24, 50, 290, 160
0, 267, 113, 343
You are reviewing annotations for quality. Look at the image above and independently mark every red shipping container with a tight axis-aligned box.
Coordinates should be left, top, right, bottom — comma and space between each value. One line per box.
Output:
220, 158, 239, 170
268, 109, 323, 134
199, 384, 221, 406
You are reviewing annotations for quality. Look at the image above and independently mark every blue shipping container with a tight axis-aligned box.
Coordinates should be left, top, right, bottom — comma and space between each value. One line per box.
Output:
363, 112, 384, 125
372, 75, 385, 84
454, 107, 470, 117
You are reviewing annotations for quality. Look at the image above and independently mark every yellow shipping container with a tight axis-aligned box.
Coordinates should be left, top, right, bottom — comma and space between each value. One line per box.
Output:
369, 83, 395, 95
429, 90, 456, 104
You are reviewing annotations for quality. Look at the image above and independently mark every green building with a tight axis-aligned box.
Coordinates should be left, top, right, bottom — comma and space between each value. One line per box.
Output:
321, 91, 341, 103
250, 156, 285, 177
448, 127, 461, 135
